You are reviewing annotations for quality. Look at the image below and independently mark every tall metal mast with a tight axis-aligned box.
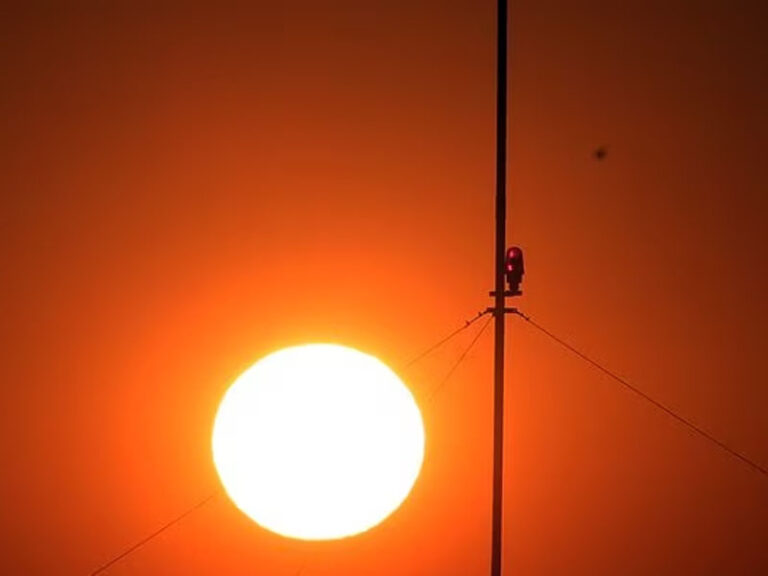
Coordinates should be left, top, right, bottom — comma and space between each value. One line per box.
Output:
491, 0, 508, 575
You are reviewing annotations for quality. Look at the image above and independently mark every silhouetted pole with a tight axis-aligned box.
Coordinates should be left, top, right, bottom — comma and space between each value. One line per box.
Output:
491, 0, 507, 576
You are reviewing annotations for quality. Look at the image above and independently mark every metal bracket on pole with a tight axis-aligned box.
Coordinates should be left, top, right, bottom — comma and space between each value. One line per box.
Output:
485, 307, 521, 316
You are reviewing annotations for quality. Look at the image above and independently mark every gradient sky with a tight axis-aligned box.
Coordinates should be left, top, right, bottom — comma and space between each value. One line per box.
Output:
1, 1, 767, 574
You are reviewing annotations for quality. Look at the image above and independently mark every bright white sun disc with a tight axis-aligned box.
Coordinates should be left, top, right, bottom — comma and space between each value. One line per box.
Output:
212, 344, 425, 540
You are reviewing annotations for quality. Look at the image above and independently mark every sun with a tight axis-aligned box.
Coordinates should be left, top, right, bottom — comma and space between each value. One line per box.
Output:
212, 343, 425, 540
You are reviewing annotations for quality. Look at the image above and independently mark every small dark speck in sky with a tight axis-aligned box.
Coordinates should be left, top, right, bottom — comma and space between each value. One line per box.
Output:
593, 146, 607, 160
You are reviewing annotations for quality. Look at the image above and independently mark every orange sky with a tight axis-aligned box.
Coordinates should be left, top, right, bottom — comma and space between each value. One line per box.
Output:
1, 1, 767, 574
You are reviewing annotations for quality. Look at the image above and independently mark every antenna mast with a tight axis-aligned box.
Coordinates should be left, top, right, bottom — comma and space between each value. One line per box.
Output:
491, 1, 508, 575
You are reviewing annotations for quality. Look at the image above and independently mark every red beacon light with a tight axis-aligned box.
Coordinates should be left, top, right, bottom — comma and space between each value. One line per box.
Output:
504, 246, 524, 295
